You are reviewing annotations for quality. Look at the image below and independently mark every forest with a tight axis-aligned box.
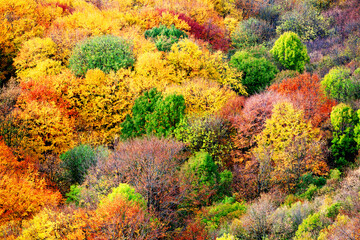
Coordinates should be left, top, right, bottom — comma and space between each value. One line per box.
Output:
0, 0, 360, 239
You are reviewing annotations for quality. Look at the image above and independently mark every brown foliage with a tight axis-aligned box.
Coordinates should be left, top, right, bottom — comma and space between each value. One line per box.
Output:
106, 137, 185, 222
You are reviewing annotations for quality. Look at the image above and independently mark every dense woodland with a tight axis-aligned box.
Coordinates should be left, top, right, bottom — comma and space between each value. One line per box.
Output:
0, 0, 360, 239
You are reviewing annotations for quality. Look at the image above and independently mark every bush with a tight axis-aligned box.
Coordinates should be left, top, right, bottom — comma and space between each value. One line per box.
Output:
144, 24, 188, 52
230, 50, 278, 94
300, 184, 318, 201
297, 173, 326, 194
65, 185, 82, 206
60, 144, 97, 185
231, 18, 275, 49
270, 31, 309, 72
68, 35, 135, 76
325, 202, 342, 220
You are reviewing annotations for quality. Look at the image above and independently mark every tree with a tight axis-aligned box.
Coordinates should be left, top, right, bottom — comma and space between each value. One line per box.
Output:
66, 69, 134, 144
87, 185, 164, 240
270, 32, 310, 72
230, 50, 278, 95
253, 102, 327, 192
131, 51, 180, 93
60, 144, 97, 185
165, 78, 237, 116
0, 140, 61, 226
231, 91, 287, 163
175, 115, 233, 166
179, 151, 232, 212
276, 3, 329, 42
0, 0, 61, 82
121, 88, 185, 139
270, 73, 337, 127
13, 37, 64, 80
144, 24, 188, 52
14, 100, 75, 161
110, 137, 185, 222
330, 103, 358, 168
69, 35, 135, 77
231, 17, 274, 49
321, 66, 359, 103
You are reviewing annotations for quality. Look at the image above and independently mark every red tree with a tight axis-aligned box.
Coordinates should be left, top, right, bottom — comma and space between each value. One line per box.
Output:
269, 73, 336, 128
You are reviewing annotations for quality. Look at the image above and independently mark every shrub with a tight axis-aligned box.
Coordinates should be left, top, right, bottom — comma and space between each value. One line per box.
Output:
65, 185, 82, 206
297, 173, 326, 194
230, 50, 278, 94
60, 144, 97, 185
144, 24, 188, 52
325, 202, 342, 220
68, 35, 135, 76
300, 184, 318, 201
270, 31, 310, 72
231, 18, 275, 49
329, 168, 341, 181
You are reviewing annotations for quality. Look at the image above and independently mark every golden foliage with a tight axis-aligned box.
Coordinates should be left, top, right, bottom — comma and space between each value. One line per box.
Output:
14, 100, 75, 161
14, 37, 65, 80
65, 69, 134, 144
165, 78, 236, 116
0, 140, 62, 226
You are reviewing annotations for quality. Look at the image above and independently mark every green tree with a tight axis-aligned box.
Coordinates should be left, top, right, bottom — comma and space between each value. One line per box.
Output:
144, 24, 188, 52
231, 18, 274, 49
276, 4, 329, 42
321, 66, 359, 102
69, 35, 135, 77
60, 144, 97, 185
121, 88, 185, 139
175, 115, 233, 166
180, 151, 232, 210
230, 50, 278, 95
330, 103, 358, 168
146, 94, 186, 136
270, 31, 310, 72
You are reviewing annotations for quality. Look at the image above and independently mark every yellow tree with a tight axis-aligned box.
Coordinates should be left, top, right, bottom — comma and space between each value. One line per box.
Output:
129, 51, 180, 93
66, 69, 134, 144
0, 0, 62, 81
253, 102, 328, 192
14, 100, 75, 161
165, 78, 236, 116
13, 37, 64, 80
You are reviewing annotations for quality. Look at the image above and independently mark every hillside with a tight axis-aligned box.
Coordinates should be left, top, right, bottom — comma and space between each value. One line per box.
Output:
0, 0, 360, 239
